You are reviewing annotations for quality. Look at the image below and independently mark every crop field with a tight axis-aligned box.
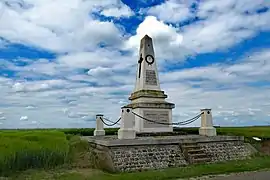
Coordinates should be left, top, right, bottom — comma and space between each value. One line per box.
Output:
0, 130, 69, 176
4, 126, 270, 137
0, 126, 270, 179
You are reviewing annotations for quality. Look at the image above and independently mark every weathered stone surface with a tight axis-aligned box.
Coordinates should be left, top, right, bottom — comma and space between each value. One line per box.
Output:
198, 141, 254, 162
110, 144, 187, 172
84, 135, 257, 173
124, 102, 175, 109
128, 90, 167, 100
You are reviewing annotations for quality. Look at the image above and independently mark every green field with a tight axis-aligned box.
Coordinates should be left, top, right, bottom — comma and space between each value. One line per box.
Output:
0, 126, 270, 179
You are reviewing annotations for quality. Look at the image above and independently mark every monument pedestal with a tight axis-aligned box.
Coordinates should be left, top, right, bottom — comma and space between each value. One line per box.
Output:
199, 127, 217, 136
94, 130, 105, 136
118, 129, 136, 139
199, 109, 217, 137
94, 114, 105, 136
117, 107, 136, 139
124, 90, 175, 133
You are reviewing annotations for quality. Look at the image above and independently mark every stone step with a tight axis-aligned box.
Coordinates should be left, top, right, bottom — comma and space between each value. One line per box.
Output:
181, 143, 197, 147
190, 157, 211, 164
189, 153, 209, 159
186, 149, 204, 154
181, 144, 199, 150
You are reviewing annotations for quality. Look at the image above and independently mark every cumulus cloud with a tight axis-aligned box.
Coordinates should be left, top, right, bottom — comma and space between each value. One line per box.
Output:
146, 0, 192, 23
142, 0, 270, 54
0, 0, 269, 128
125, 16, 193, 62
20, 116, 28, 121
100, 3, 134, 18
0, 0, 129, 52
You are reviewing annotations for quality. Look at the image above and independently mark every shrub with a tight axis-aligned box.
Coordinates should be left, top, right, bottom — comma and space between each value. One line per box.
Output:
61, 128, 119, 136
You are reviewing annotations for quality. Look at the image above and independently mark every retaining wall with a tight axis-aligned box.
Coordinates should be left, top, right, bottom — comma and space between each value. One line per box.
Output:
86, 135, 257, 172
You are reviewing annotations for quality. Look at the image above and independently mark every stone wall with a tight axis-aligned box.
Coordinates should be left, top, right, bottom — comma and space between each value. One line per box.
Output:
198, 141, 255, 163
88, 137, 257, 173
110, 145, 187, 172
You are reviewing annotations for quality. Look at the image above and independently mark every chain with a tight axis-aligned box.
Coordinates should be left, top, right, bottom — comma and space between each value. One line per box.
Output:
177, 113, 202, 125
98, 111, 202, 127
99, 117, 121, 126
132, 112, 202, 126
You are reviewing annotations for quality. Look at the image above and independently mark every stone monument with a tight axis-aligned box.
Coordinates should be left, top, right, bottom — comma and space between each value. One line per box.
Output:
123, 35, 175, 133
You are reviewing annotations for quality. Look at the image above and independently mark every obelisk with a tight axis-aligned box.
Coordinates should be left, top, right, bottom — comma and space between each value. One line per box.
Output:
124, 35, 175, 133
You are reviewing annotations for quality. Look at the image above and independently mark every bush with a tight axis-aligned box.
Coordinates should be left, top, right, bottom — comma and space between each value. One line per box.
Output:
61, 128, 119, 136
0, 130, 69, 176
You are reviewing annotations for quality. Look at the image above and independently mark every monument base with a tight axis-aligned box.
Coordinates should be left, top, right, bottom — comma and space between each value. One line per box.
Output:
132, 107, 173, 133
118, 129, 136, 139
82, 135, 257, 173
125, 90, 175, 133
199, 127, 217, 136
94, 130, 105, 136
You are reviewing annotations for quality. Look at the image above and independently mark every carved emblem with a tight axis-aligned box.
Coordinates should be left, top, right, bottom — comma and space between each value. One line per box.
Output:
145, 55, 154, 65
138, 54, 143, 78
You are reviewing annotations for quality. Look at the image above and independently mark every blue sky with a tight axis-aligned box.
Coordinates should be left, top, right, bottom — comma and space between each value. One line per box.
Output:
0, 0, 270, 129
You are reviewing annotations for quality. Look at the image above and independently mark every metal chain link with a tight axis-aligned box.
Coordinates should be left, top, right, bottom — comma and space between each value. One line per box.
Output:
99, 117, 121, 126
98, 111, 202, 127
132, 112, 202, 126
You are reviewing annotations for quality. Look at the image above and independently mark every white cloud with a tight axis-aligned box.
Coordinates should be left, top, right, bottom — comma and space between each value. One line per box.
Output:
0, 0, 270, 128
20, 116, 28, 121
125, 16, 193, 62
146, 0, 192, 23
0, 0, 129, 52
142, 0, 270, 54
1, 48, 269, 128
100, 3, 134, 18
87, 67, 113, 77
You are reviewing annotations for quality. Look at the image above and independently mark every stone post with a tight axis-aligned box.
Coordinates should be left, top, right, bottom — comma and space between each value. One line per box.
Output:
94, 114, 105, 136
199, 109, 217, 136
118, 107, 136, 139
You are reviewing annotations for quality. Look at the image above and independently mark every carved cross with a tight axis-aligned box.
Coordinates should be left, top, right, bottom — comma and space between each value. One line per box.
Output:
138, 54, 143, 78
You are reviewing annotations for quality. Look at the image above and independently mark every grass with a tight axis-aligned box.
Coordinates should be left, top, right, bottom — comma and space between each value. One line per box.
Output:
3, 126, 270, 138
0, 130, 69, 176
7, 155, 270, 180
0, 126, 270, 179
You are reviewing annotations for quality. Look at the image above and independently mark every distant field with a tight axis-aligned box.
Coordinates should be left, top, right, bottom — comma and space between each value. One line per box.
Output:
1, 126, 270, 138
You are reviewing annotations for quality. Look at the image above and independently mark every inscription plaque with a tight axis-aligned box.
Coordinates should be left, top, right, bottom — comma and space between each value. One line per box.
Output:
145, 70, 157, 85
143, 110, 169, 128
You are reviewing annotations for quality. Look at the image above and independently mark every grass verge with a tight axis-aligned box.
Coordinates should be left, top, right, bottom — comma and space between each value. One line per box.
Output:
7, 155, 270, 180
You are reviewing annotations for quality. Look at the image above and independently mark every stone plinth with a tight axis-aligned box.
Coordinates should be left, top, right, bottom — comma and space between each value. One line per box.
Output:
94, 114, 105, 136
125, 89, 175, 133
117, 107, 136, 139
82, 135, 257, 173
199, 109, 217, 136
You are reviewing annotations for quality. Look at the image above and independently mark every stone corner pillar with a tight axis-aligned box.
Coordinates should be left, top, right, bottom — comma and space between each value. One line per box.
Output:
118, 107, 136, 140
94, 114, 105, 136
199, 109, 217, 137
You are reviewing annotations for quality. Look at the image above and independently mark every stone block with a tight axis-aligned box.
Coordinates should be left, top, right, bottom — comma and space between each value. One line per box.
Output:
199, 127, 217, 136
118, 129, 136, 140
94, 130, 105, 136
